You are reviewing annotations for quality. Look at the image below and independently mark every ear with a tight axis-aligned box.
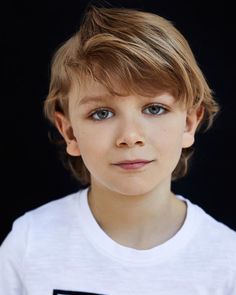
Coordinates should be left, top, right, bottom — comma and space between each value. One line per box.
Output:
182, 105, 204, 148
54, 111, 81, 156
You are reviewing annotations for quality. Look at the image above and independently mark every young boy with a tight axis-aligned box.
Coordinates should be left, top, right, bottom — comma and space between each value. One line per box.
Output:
1, 5, 236, 295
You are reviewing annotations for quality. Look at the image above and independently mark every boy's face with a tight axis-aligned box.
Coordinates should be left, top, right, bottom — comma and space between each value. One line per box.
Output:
56, 79, 203, 196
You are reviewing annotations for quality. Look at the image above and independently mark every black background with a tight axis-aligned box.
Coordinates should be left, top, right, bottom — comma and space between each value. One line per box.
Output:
1, 0, 236, 243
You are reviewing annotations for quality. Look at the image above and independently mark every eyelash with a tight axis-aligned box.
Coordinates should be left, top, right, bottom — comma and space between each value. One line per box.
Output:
88, 104, 168, 121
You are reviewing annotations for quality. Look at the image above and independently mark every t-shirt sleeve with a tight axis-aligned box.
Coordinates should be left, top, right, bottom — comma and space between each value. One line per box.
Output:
0, 213, 30, 295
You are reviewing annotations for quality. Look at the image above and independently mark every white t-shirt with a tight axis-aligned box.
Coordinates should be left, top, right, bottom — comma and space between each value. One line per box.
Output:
1, 187, 236, 295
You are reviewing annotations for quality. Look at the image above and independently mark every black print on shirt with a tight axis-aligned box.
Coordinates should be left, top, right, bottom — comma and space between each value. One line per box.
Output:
53, 290, 105, 295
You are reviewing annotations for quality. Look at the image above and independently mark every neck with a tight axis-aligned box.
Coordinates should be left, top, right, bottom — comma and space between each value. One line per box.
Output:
87, 178, 186, 249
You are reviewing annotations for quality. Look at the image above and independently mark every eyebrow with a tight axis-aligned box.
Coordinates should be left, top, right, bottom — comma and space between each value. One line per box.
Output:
78, 92, 175, 107
78, 94, 113, 106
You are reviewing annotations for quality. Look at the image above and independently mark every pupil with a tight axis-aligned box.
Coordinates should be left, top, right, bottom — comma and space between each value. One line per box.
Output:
99, 110, 107, 118
151, 106, 159, 113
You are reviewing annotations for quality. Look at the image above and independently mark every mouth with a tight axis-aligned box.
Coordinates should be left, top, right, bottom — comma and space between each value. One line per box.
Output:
112, 159, 154, 170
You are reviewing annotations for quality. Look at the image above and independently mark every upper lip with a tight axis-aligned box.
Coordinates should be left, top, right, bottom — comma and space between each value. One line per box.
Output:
113, 159, 153, 165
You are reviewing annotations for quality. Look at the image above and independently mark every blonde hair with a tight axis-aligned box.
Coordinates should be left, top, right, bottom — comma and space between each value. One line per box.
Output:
44, 5, 220, 185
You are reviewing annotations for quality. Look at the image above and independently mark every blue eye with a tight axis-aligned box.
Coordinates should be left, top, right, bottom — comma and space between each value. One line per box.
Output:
144, 104, 166, 115
90, 109, 113, 121
89, 104, 167, 121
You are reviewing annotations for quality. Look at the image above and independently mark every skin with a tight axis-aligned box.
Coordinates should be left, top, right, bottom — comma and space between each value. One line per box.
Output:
55, 79, 204, 250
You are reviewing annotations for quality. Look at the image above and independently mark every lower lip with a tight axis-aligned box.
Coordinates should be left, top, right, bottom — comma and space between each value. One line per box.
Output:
114, 161, 153, 170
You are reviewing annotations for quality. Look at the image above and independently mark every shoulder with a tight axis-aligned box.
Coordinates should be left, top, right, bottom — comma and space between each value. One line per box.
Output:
22, 188, 86, 228
196, 204, 236, 243
189, 199, 236, 265
180, 195, 236, 245
1, 188, 87, 254
4, 188, 86, 243
180, 196, 236, 288
0, 188, 87, 282
26, 189, 81, 220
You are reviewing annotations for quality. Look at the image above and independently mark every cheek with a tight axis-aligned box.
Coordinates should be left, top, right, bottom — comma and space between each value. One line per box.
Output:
152, 123, 185, 156
75, 124, 110, 158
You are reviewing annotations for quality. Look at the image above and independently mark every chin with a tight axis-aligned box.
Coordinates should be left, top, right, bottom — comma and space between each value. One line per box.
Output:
107, 180, 158, 197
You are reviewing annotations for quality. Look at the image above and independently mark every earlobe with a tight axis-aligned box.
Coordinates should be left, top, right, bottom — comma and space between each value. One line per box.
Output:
66, 141, 81, 156
182, 105, 204, 148
54, 111, 81, 156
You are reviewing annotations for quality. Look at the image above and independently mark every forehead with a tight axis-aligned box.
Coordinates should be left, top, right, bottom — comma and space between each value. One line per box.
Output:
77, 79, 118, 104
70, 78, 177, 107
71, 78, 126, 102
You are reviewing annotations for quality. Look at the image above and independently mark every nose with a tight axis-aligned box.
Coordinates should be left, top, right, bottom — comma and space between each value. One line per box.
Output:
116, 119, 145, 148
